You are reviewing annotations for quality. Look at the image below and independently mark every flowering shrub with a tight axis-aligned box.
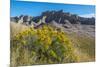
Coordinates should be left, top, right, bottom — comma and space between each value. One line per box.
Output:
11, 25, 78, 66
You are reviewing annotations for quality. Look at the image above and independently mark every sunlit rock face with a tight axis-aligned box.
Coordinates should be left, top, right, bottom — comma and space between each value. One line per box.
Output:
11, 10, 95, 26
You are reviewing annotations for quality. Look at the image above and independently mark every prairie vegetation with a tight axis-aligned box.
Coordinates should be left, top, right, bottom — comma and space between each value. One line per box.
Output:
68, 32, 95, 62
10, 22, 95, 67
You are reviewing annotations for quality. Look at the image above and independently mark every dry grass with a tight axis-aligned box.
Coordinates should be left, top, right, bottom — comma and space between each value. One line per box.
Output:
10, 22, 30, 67
10, 22, 29, 37
67, 32, 95, 62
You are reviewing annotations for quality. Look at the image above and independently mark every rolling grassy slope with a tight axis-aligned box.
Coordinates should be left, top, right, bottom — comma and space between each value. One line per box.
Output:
67, 32, 95, 62
10, 22, 95, 66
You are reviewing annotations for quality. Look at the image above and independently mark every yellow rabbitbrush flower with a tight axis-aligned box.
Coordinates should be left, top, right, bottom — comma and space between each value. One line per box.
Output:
44, 36, 52, 49
21, 40, 27, 45
11, 25, 78, 66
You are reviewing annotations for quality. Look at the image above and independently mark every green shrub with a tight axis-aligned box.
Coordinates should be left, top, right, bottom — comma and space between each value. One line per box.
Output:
10, 25, 78, 66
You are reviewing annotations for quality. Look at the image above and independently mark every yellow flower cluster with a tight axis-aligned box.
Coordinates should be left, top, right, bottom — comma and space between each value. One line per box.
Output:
11, 25, 78, 65
13, 25, 73, 49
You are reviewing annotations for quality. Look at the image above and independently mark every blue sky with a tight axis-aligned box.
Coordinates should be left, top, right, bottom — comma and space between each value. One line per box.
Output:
11, 0, 95, 17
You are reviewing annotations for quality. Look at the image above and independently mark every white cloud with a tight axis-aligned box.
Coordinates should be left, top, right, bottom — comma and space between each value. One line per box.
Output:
17, 0, 95, 5
79, 13, 95, 18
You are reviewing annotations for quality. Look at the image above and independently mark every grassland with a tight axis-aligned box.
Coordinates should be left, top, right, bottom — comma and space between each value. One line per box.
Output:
10, 22, 95, 67
67, 32, 95, 62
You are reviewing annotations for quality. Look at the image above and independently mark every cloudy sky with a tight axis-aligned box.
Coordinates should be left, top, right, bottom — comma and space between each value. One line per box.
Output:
11, 0, 95, 18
